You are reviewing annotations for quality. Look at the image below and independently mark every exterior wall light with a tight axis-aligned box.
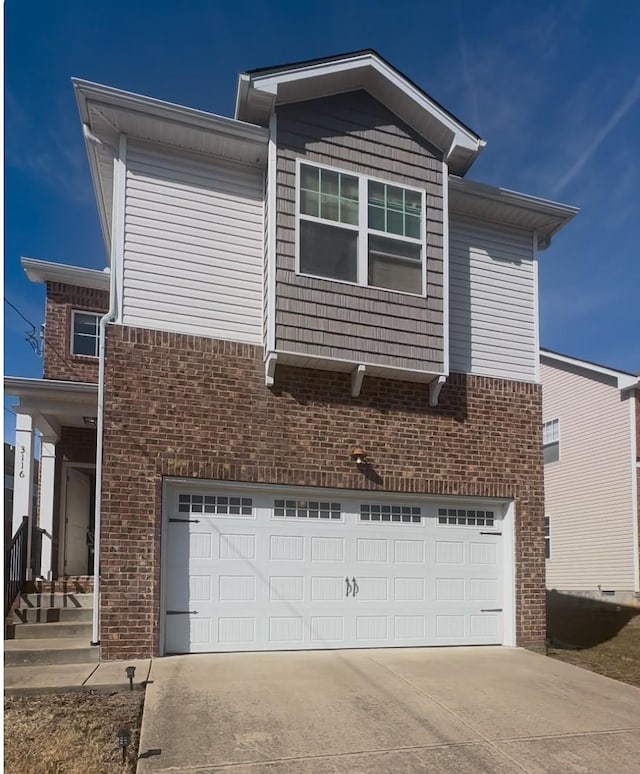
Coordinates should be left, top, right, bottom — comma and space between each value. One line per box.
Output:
350, 446, 368, 465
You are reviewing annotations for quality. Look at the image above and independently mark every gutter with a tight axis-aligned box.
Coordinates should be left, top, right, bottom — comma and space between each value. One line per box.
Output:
91, 133, 127, 647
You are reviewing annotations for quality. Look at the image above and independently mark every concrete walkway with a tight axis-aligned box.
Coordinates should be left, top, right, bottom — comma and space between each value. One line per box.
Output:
137, 646, 640, 773
3, 658, 152, 695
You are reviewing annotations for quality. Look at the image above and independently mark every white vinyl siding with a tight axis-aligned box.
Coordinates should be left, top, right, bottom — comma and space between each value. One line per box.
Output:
542, 361, 636, 591
449, 217, 537, 381
122, 142, 264, 342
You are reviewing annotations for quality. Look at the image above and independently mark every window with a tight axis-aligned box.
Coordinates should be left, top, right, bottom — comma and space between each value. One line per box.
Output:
297, 162, 424, 294
274, 499, 342, 519
543, 419, 560, 464
544, 516, 550, 559
178, 494, 253, 515
437, 508, 495, 527
71, 311, 100, 357
360, 504, 422, 523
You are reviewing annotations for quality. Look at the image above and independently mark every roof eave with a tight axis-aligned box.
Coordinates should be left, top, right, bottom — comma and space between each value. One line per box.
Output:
449, 177, 579, 248
4, 377, 99, 398
540, 349, 639, 390
235, 52, 484, 175
21, 257, 110, 291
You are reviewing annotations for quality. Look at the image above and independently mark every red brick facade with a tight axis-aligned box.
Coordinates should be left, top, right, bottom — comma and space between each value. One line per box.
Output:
100, 324, 546, 660
44, 281, 109, 382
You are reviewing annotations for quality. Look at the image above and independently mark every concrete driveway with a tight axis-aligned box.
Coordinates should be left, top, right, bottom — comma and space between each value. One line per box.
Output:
137, 647, 640, 773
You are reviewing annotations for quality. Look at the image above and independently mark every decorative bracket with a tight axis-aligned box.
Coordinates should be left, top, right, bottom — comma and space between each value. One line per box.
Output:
351, 365, 366, 398
429, 376, 446, 407
265, 353, 278, 387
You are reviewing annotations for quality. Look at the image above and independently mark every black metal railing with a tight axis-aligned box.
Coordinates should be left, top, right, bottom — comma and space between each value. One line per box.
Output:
5, 516, 29, 619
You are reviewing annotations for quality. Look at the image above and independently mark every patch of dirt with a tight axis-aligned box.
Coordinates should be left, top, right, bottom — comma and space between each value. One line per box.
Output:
4, 691, 144, 774
548, 609, 640, 688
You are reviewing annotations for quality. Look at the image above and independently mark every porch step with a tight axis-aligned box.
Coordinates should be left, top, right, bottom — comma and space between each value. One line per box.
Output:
4, 638, 99, 666
25, 577, 94, 595
17, 593, 93, 610
6, 621, 92, 640
12, 607, 93, 624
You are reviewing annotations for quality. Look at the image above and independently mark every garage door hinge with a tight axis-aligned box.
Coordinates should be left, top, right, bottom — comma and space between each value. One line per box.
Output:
166, 610, 199, 615
169, 518, 200, 523
481, 608, 502, 613
480, 531, 502, 535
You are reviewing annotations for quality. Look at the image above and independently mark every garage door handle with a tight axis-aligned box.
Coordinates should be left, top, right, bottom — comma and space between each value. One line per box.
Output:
480, 531, 501, 535
352, 577, 359, 597
167, 610, 199, 615
345, 577, 352, 597
480, 608, 502, 613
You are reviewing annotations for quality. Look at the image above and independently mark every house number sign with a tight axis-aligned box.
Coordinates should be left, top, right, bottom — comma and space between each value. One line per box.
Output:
19, 445, 26, 478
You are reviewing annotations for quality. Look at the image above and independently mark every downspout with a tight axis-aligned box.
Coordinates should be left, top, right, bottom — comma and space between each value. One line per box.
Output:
90, 132, 127, 646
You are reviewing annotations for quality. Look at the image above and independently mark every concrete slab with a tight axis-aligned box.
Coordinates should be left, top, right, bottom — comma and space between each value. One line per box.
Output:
85, 658, 152, 689
136, 648, 640, 774
369, 646, 640, 738
497, 730, 640, 773
4, 663, 98, 691
138, 650, 480, 772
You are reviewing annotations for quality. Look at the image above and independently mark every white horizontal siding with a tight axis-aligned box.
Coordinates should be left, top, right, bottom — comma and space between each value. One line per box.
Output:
542, 361, 636, 591
449, 217, 537, 381
122, 142, 264, 343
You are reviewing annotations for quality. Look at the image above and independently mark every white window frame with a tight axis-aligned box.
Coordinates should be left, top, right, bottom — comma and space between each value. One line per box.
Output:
70, 310, 101, 358
542, 418, 560, 464
294, 158, 427, 297
544, 515, 550, 559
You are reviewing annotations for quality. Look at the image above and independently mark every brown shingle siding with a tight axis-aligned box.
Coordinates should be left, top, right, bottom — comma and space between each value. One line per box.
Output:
44, 282, 109, 382
100, 324, 545, 659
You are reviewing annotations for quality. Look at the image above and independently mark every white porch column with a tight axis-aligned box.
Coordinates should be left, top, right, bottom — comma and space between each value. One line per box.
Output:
37, 434, 59, 579
12, 412, 35, 536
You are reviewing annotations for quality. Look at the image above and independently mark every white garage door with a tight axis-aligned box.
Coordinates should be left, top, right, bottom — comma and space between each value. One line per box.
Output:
163, 487, 506, 654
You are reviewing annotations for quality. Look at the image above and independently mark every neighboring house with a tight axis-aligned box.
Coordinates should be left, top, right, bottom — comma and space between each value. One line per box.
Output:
541, 350, 640, 604
5, 50, 578, 660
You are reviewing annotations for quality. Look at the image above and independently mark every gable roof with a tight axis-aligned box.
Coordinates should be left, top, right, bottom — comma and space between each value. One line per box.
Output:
235, 50, 485, 176
540, 348, 639, 391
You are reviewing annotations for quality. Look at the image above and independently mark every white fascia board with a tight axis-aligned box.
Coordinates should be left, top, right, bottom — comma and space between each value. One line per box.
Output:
4, 377, 98, 399
21, 257, 110, 291
540, 350, 640, 390
244, 53, 483, 154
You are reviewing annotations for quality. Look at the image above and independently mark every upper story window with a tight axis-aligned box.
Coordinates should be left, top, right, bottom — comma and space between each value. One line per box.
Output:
71, 311, 100, 357
297, 161, 425, 295
542, 418, 559, 464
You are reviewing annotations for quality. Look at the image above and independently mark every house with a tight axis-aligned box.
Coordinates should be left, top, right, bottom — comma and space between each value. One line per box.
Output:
541, 349, 640, 604
5, 51, 578, 660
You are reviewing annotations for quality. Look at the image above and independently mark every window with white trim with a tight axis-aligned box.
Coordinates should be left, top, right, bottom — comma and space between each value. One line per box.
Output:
71, 311, 100, 357
297, 162, 425, 294
360, 504, 422, 523
543, 419, 560, 464
438, 508, 495, 527
274, 499, 342, 520
178, 494, 253, 516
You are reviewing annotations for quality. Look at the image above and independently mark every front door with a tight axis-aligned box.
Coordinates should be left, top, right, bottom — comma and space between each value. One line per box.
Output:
64, 467, 92, 575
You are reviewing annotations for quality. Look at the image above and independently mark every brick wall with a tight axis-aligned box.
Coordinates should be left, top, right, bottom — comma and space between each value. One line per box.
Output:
101, 325, 546, 659
44, 282, 109, 382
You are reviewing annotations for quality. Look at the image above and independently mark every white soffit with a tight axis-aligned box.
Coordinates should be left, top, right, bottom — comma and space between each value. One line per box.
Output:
540, 350, 639, 391
449, 178, 579, 249
235, 51, 485, 176
21, 257, 110, 291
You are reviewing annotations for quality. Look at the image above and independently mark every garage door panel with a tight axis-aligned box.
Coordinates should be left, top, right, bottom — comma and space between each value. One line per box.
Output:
163, 489, 507, 653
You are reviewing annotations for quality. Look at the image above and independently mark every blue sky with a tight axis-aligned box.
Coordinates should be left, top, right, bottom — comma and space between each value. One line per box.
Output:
4, 0, 640, 441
